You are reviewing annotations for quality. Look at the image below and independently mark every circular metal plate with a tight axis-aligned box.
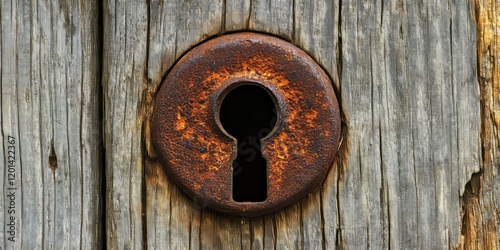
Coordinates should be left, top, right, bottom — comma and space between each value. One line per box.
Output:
153, 32, 341, 216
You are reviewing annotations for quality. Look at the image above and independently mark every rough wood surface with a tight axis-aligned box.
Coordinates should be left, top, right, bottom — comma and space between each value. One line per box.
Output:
458, 0, 500, 249
339, 1, 480, 248
103, 0, 483, 249
102, 1, 148, 249
0, 0, 102, 249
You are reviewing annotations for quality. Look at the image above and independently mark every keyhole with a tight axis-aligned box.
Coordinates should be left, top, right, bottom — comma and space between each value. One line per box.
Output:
219, 84, 278, 202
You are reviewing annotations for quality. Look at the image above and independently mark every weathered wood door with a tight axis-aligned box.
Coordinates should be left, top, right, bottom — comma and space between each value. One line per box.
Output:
1, 0, 499, 249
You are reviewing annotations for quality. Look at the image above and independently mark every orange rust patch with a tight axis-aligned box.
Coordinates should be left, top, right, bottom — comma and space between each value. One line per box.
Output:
305, 110, 318, 123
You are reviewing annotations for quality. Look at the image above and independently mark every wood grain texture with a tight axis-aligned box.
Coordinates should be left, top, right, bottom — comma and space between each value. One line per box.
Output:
104, 0, 483, 249
458, 0, 500, 248
339, 1, 479, 248
102, 0, 149, 249
0, 0, 102, 249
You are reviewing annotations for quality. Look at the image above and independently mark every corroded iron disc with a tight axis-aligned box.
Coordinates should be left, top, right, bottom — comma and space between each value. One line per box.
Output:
153, 32, 341, 216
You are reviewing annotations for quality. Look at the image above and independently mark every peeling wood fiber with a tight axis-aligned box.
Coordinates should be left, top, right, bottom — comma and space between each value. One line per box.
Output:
458, 0, 500, 249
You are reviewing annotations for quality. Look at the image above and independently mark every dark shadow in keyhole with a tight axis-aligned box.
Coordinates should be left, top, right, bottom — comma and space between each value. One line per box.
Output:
219, 84, 278, 202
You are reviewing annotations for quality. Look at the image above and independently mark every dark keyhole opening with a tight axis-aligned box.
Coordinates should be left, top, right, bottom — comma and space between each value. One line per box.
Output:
219, 84, 278, 202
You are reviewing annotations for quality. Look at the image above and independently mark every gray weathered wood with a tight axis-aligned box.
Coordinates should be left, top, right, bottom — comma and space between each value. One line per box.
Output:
102, 0, 148, 249
0, 0, 102, 249
1, 0, 494, 248
104, 0, 484, 249
339, 1, 480, 248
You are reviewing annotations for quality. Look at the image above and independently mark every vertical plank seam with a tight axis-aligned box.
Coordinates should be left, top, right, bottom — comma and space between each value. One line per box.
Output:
336, 0, 343, 248
291, 0, 295, 43
221, 0, 226, 35
142, 1, 151, 249
78, 0, 86, 247
98, 1, 106, 248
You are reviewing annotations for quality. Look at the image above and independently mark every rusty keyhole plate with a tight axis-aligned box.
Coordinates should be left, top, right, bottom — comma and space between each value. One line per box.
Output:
153, 32, 341, 217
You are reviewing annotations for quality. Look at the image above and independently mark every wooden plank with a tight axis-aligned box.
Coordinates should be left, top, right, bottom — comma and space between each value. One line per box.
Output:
340, 1, 480, 248
0, 0, 102, 248
459, 0, 500, 248
102, 0, 149, 249
105, 0, 482, 248
339, 0, 480, 248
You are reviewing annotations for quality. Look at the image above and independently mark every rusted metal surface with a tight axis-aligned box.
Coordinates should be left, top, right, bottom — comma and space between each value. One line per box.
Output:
152, 32, 341, 217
